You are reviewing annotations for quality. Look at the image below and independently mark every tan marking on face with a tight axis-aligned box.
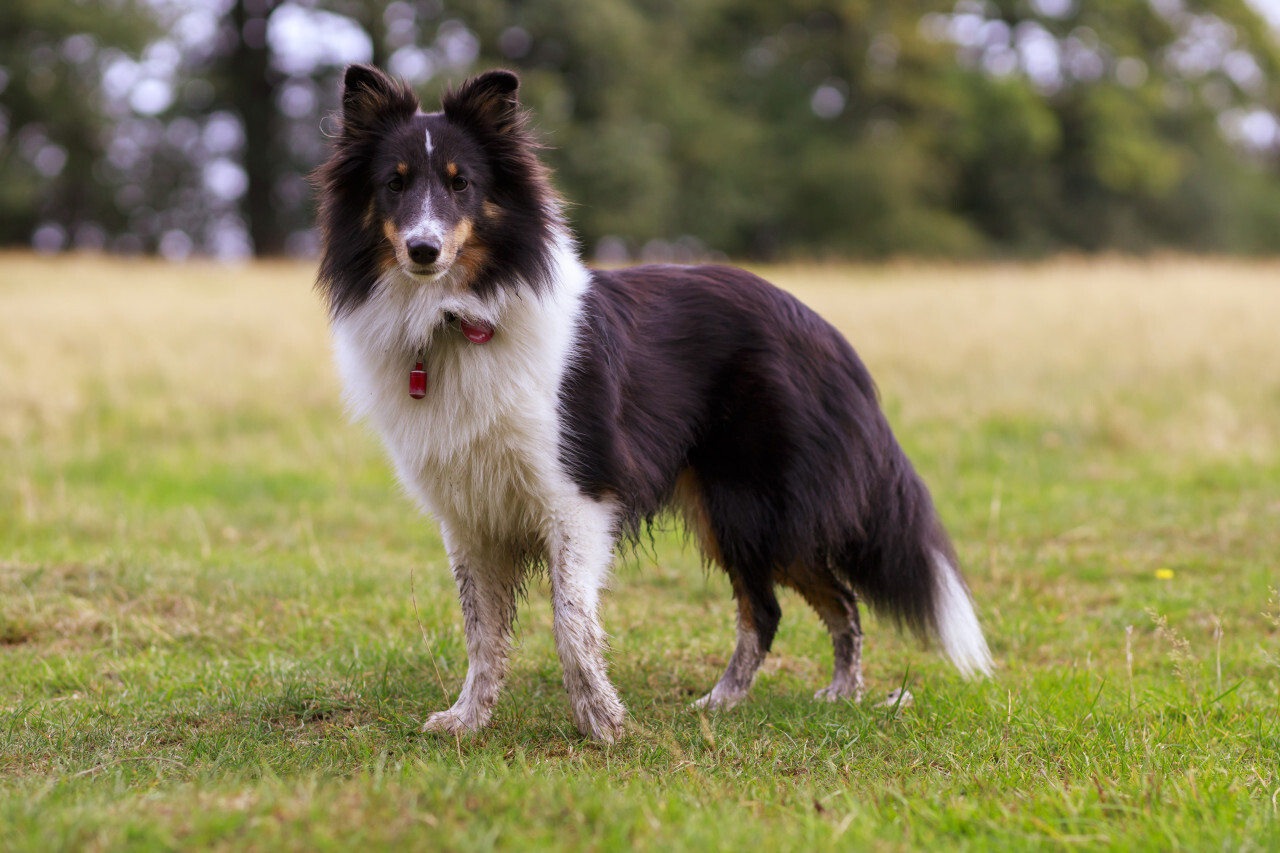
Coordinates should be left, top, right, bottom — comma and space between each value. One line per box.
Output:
446, 217, 494, 287
381, 217, 400, 246
376, 219, 399, 274
363, 200, 377, 229
381, 217, 409, 267
452, 240, 490, 288
482, 200, 504, 221
396, 162, 408, 176
375, 242, 398, 274
450, 217, 472, 250
446, 162, 459, 178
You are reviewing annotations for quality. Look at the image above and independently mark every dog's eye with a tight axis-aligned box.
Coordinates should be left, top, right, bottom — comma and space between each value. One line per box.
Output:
451, 175, 469, 192
387, 176, 404, 193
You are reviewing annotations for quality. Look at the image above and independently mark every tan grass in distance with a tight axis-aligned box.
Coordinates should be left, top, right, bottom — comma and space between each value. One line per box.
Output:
0, 254, 336, 445
2, 252, 1277, 460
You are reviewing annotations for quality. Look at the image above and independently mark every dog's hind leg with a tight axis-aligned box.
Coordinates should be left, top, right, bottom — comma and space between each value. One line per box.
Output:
693, 572, 780, 710
548, 497, 627, 742
422, 535, 523, 736
675, 471, 778, 710
782, 562, 864, 703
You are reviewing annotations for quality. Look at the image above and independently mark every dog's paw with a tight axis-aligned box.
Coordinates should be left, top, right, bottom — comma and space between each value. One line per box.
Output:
571, 696, 627, 743
691, 685, 746, 711
420, 706, 487, 736
813, 684, 863, 704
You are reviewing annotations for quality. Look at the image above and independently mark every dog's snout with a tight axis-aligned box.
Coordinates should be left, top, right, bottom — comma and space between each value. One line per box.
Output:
407, 239, 441, 266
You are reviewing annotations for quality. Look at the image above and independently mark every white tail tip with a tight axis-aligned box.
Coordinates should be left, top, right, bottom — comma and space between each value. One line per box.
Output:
933, 552, 994, 678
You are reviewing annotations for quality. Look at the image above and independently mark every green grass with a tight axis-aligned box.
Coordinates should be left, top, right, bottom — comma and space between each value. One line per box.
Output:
2, 254, 1278, 850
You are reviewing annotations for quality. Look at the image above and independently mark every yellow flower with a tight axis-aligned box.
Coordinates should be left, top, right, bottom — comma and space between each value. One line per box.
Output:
1155, 568, 1175, 580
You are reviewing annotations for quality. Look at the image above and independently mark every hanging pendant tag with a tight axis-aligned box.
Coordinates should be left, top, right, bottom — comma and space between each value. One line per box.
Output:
459, 318, 494, 344
409, 361, 427, 399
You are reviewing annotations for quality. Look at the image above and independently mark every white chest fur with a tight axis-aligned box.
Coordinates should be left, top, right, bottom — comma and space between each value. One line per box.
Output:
330, 247, 592, 546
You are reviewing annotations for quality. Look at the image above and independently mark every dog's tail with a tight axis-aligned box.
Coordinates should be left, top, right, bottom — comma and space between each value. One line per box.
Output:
835, 454, 994, 678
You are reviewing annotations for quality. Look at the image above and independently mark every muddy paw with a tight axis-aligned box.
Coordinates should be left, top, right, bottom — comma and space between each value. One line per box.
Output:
572, 698, 627, 743
813, 684, 863, 703
420, 706, 487, 736
691, 686, 746, 711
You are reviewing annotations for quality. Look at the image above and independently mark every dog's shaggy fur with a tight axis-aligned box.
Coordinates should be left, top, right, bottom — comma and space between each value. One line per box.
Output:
315, 65, 993, 741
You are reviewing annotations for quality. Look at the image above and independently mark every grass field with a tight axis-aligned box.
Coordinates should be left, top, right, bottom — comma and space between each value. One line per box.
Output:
2, 253, 1278, 851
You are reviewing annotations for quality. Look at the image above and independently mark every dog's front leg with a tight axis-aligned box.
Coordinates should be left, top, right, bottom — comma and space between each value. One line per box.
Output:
548, 500, 626, 742
421, 547, 520, 736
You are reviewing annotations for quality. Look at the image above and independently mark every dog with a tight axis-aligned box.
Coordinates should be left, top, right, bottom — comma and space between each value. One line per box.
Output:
314, 65, 993, 742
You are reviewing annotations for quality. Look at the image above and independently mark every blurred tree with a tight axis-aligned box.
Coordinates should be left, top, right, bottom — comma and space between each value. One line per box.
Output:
4, 0, 1280, 260
0, 0, 153, 249
221, 0, 286, 255
941, 0, 1280, 254
206, 0, 389, 255
444, 0, 1280, 258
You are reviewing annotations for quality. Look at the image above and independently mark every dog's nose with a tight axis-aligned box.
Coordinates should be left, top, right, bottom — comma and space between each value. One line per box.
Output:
407, 239, 441, 266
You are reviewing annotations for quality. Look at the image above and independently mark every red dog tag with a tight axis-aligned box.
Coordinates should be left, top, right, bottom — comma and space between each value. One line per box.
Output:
460, 319, 494, 343
409, 361, 427, 399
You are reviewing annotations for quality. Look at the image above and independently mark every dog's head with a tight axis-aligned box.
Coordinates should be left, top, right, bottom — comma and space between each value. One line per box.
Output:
316, 65, 557, 318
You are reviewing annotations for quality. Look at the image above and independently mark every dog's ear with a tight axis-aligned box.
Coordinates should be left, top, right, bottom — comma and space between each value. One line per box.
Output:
442, 70, 522, 135
340, 64, 418, 132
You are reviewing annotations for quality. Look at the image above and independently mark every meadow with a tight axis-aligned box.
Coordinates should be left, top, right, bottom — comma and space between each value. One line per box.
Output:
1, 253, 1278, 851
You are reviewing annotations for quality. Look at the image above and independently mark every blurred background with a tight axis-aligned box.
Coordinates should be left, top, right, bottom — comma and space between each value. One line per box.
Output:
4, 0, 1280, 264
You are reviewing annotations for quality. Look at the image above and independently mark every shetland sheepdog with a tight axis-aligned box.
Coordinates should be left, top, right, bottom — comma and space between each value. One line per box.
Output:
314, 65, 992, 742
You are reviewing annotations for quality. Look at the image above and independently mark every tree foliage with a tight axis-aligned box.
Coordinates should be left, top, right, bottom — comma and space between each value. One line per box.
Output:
0, 0, 153, 248
3, 0, 1280, 259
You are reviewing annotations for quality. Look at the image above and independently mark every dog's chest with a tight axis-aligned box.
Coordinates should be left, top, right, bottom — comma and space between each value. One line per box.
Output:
398, 351, 564, 534
332, 309, 579, 539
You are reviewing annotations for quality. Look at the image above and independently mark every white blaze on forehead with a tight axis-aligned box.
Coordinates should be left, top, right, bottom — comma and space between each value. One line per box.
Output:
424, 128, 434, 156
